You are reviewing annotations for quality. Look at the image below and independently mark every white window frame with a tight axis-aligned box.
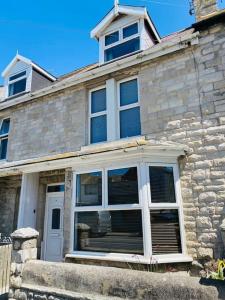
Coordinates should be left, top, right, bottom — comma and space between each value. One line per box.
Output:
103, 21, 140, 63
89, 86, 107, 144
70, 159, 189, 264
0, 117, 10, 161
117, 76, 141, 139
7, 70, 27, 98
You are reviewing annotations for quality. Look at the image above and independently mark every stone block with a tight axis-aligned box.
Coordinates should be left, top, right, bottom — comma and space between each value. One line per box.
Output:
197, 247, 213, 259
12, 248, 37, 264
196, 217, 212, 229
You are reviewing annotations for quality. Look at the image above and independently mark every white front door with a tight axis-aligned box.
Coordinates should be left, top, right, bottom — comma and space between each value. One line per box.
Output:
44, 192, 64, 262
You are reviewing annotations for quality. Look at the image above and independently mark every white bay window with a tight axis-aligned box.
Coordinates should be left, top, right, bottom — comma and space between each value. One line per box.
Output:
71, 161, 187, 263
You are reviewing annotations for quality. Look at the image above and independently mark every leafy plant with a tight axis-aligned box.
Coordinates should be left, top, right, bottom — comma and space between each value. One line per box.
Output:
208, 260, 225, 280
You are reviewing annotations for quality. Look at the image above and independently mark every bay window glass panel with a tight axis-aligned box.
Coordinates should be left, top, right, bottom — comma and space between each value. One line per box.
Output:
8, 78, 26, 97
0, 139, 8, 160
76, 172, 102, 206
150, 210, 182, 255
123, 23, 138, 39
91, 89, 106, 114
75, 210, 143, 254
120, 107, 141, 138
105, 37, 140, 62
0, 119, 10, 135
149, 166, 176, 203
120, 79, 138, 106
108, 167, 139, 205
52, 208, 61, 230
91, 115, 107, 143
9, 71, 26, 81
105, 31, 119, 46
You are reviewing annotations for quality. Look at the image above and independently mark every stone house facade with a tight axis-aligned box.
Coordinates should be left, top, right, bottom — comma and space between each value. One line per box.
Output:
0, 0, 225, 269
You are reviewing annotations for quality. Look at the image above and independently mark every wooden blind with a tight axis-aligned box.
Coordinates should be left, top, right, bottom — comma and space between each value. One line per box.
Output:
150, 210, 182, 255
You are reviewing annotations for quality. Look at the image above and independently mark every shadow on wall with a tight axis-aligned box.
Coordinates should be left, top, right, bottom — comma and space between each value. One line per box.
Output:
200, 278, 225, 299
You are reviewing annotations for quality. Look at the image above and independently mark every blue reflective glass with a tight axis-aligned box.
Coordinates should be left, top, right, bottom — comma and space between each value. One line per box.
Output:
0, 139, 8, 160
105, 37, 140, 62
91, 89, 106, 114
0, 119, 10, 136
8, 78, 26, 96
120, 79, 138, 106
120, 107, 141, 138
9, 71, 26, 81
105, 31, 119, 46
123, 23, 138, 39
91, 115, 107, 143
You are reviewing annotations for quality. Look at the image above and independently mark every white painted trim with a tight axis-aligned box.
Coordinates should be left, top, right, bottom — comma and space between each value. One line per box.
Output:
42, 191, 65, 261
71, 160, 186, 263
2, 54, 56, 81
88, 85, 107, 144
117, 76, 140, 139
91, 5, 160, 42
65, 253, 192, 264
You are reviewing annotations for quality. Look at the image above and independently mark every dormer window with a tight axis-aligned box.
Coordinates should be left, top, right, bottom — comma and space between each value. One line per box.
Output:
104, 22, 140, 63
8, 71, 27, 97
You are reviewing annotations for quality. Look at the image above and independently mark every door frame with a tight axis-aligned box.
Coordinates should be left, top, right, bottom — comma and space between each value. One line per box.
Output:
42, 183, 65, 261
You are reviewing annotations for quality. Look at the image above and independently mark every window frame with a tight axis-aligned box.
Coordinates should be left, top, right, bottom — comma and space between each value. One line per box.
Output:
117, 76, 141, 139
0, 117, 10, 161
89, 85, 107, 145
70, 160, 187, 264
7, 70, 27, 98
103, 21, 140, 63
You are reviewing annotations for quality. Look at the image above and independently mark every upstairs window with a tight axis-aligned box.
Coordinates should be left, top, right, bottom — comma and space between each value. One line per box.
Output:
8, 71, 27, 97
0, 118, 10, 160
104, 22, 140, 63
89, 87, 107, 144
119, 78, 141, 138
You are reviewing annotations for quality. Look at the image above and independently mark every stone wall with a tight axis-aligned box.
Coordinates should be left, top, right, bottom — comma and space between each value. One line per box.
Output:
0, 176, 21, 235
7, 86, 87, 161
140, 21, 225, 261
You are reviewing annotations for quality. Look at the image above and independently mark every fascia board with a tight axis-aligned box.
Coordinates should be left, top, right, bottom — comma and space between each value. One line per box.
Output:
2, 54, 32, 77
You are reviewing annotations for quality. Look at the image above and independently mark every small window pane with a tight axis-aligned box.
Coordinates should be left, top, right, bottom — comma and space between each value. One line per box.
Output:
9, 71, 26, 81
8, 78, 26, 97
105, 37, 140, 62
47, 185, 65, 193
123, 23, 138, 39
150, 210, 182, 255
75, 210, 143, 254
91, 89, 106, 114
76, 172, 102, 206
91, 115, 107, 144
149, 166, 176, 203
120, 79, 138, 106
108, 167, 139, 205
120, 107, 141, 138
105, 31, 119, 46
0, 139, 8, 160
52, 208, 61, 230
0, 119, 10, 136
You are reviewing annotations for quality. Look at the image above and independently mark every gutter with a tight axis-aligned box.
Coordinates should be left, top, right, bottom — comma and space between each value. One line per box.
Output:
0, 31, 199, 111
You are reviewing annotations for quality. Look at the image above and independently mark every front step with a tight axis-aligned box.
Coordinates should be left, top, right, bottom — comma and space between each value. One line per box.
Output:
18, 284, 124, 300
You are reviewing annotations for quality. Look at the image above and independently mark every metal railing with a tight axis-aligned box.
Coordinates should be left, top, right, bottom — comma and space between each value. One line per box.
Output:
0, 234, 12, 297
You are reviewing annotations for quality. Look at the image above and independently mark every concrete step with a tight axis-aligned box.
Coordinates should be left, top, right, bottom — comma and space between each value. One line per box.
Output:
21, 284, 124, 300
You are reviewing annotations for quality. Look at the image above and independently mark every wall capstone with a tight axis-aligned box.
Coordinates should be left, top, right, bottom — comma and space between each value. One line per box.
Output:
9, 227, 39, 300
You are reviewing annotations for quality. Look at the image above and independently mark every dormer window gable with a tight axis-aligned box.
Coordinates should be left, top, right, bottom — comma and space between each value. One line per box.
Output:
1, 54, 56, 100
91, 3, 161, 64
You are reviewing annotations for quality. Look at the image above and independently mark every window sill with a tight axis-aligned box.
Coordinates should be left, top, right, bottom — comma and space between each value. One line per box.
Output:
66, 252, 192, 265
82, 135, 146, 152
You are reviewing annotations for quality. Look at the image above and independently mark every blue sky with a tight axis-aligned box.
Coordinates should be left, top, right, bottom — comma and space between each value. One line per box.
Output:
0, 0, 224, 84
